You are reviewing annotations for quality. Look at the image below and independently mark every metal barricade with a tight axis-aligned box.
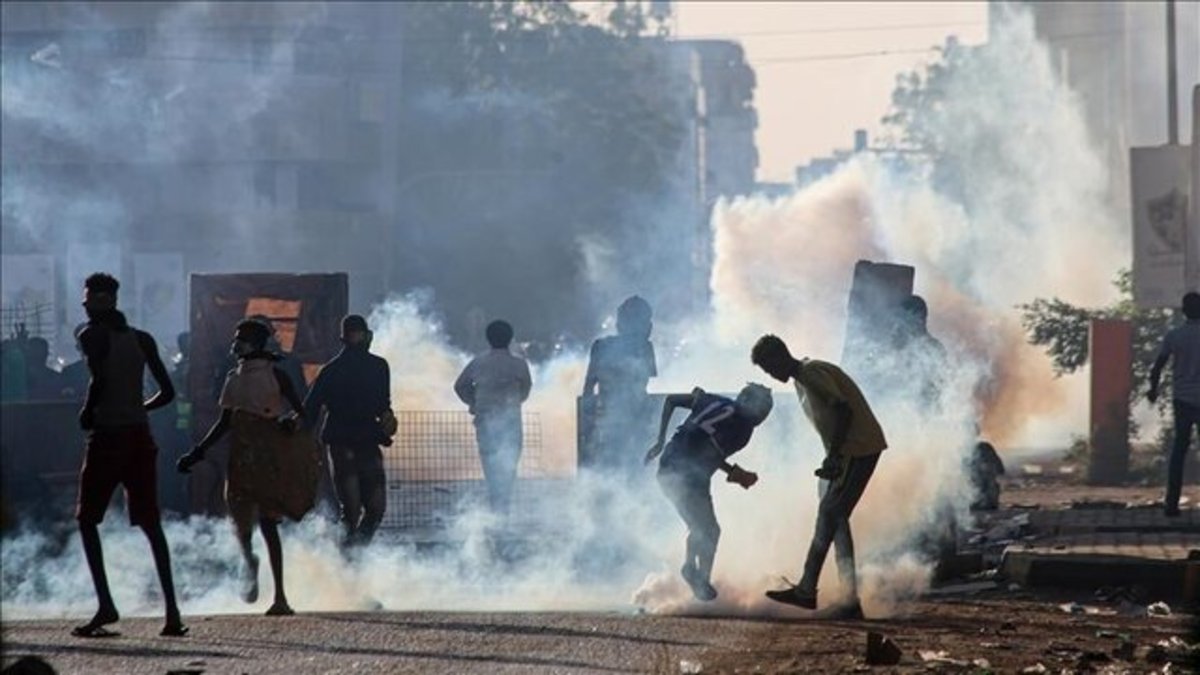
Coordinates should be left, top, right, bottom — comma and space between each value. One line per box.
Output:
380, 410, 545, 531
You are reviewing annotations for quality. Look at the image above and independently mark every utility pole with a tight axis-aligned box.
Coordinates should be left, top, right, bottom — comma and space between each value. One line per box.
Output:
1167, 0, 1178, 145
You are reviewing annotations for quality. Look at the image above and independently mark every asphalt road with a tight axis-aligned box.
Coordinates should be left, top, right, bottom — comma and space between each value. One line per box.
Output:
3, 596, 1195, 675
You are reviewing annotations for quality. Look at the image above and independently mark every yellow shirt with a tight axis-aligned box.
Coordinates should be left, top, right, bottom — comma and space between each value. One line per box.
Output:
794, 358, 887, 458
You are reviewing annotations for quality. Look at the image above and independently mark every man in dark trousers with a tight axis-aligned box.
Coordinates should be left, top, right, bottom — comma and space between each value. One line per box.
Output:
304, 315, 394, 547
73, 273, 186, 638
751, 334, 887, 619
1149, 291, 1200, 517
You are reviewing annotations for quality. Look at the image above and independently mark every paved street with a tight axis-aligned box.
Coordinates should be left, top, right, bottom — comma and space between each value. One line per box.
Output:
3, 595, 1196, 674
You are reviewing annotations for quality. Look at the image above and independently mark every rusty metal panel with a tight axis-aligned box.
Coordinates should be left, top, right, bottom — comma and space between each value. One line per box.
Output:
187, 273, 348, 442
1088, 318, 1133, 485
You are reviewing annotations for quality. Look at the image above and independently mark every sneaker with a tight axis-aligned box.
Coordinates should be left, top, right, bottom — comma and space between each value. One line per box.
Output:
681, 563, 718, 602
765, 583, 817, 609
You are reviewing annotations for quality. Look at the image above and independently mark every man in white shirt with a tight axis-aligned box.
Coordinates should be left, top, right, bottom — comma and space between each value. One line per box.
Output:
1149, 291, 1200, 517
454, 320, 532, 515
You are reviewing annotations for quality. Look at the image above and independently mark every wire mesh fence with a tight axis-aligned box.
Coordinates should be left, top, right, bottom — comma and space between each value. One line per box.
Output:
381, 410, 551, 532
1, 302, 57, 344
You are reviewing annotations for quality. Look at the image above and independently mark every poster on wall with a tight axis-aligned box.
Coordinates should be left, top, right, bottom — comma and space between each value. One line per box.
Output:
133, 253, 187, 350
0, 254, 56, 340
1131, 145, 1191, 309
65, 242, 123, 330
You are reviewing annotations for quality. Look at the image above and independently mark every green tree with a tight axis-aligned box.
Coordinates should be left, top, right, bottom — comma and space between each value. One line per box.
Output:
1018, 270, 1179, 431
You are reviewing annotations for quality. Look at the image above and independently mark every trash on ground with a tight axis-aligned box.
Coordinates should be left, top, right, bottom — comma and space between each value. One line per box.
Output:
1146, 601, 1171, 617
865, 631, 902, 666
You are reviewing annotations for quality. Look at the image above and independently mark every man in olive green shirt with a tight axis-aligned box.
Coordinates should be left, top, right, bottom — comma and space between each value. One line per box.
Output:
752, 334, 887, 618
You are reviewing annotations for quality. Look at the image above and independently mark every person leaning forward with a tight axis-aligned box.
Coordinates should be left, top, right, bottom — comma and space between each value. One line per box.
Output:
751, 334, 887, 619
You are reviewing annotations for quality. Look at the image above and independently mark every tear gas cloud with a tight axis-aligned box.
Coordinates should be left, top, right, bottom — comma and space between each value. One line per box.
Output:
3, 7, 1126, 620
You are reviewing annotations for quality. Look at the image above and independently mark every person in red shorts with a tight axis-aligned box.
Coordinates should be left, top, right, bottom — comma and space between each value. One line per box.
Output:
73, 272, 186, 638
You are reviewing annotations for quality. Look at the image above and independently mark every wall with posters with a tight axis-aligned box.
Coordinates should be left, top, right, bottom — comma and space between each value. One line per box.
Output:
1131, 145, 1192, 308
133, 253, 187, 349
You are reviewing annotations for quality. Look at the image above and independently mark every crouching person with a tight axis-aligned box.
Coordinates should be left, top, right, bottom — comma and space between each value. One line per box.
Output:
179, 319, 318, 616
644, 384, 774, 601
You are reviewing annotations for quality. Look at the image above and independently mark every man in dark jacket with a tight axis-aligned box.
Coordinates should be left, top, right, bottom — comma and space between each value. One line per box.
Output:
303, 315, 393, 547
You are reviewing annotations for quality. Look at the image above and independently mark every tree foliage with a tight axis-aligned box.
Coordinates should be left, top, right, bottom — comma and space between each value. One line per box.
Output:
1018, 270, 1179, 421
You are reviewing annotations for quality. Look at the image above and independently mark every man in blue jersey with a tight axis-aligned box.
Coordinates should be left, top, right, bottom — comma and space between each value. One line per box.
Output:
645, 384, 774, 601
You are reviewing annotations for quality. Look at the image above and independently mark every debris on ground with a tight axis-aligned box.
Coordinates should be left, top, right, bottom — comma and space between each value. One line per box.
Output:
679, 658, 703, 674
1146, 601, 1171, 617
915, 651, 990, 669
1019, 665, 1048, 674
918, 650, 964, 666
1058, 602, 1112, 615
1146, 637, 1199, 663
864, 631, 902, 666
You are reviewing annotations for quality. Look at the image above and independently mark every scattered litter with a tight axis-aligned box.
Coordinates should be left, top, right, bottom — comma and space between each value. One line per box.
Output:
679, 659, 703, 674
1059, 602, 1096, 615
917, 650, 969, 667
1146, 601, 1171, 617
1058, 465, 1077, 475
864, 631, 902, 666
1021, 464, 1043, 476
1007, 583, 1022, 592
1019, 665, 1048, 674
1143, 637, 1198, 665
980, 642, 1010, 650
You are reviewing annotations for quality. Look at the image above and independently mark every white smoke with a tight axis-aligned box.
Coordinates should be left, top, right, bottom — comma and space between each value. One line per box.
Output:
2, 6, 1126, 621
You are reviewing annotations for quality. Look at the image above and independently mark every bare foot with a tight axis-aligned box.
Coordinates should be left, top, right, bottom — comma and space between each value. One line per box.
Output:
241, 554, 260, 604
265, 601, 294, 616
71, 607, 120, 637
